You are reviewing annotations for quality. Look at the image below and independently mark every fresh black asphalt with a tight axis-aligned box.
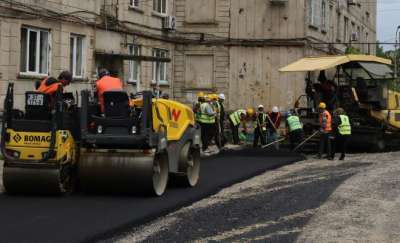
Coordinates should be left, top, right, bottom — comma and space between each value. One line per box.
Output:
0, 148, 304, 243
139, 161, 372, 243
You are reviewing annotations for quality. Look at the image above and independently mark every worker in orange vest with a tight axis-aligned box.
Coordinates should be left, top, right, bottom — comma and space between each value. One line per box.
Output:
318, 102, 333, 159
96, 69, 123, 112
37, 70, 72, 96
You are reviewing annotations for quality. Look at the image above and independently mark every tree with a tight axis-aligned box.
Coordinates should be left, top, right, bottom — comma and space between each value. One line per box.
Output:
376, 42, 387, 58
345, 46, 361, 54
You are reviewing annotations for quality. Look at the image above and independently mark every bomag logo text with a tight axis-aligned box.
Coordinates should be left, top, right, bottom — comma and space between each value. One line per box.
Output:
24, 135, 51, 143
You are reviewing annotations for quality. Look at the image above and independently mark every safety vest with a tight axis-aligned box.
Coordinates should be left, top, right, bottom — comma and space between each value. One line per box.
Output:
194, 102, 201, 122
338, 115, 351, 135
213, 101, 221, 121
319, 110, 332, 132
198, 102, 215, 124
213, 101, 221, 113
96, 76, 123, 112
37, 77, 61, 95
287, 115, 303, 132
229, 109, 245, 126
254, 113, 267, 131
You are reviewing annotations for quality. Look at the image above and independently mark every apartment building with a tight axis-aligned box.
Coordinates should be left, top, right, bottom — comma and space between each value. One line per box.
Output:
0, 0, 376, 110
0, 0, 175, 109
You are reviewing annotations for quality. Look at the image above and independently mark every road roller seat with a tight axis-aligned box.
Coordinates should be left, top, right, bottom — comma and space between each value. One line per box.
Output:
103, 91, 131, 118
89, 91, 138, 135
24, 91, 52, 120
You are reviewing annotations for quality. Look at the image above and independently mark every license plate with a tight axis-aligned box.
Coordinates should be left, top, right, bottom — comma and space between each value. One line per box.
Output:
27, 94, 44, 106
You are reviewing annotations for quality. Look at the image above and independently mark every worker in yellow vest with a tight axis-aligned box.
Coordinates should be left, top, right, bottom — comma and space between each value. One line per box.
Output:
331, 107, 351, 160
198, 95, 216, 153
193, 92, 205, 123
218, 93, 226, 147
286, 110, 304, 150
229, 109, 247, 144
210, 94, 223, 148
253, 105, 268, 147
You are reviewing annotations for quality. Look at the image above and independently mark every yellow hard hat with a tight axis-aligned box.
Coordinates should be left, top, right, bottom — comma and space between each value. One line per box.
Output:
246, 107, 254, 116
319, 102, 326, 109
210, 94, 218, 100
204, 94, 210, 101
197, 91, 205, 98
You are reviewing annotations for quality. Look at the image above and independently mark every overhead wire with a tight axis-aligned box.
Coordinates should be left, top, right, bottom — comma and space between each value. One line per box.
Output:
0, 0, 392, 49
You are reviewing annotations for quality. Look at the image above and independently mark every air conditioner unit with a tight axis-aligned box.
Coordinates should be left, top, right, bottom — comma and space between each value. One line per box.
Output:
162, 16, 176, 30
351, 32, 359, 41
270, 0, 288, 4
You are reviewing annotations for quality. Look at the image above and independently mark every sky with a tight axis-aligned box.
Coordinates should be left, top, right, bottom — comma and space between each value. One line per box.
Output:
377, 0, 400, 50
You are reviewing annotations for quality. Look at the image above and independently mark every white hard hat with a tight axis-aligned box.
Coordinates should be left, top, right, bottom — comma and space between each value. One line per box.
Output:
272, 106, 279, 113
258, 104, 264, 109
218, 93, 225, 100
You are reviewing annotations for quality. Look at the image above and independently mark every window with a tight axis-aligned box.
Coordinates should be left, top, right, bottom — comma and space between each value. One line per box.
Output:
308, 0, 321, 28
153, 0, 167, 15
344, 17, 349, 42
152, 49, 168, 84
130, 0, 139, 8
329, 5, 333, 37
185, 55, 214, 89
185, 0, 216, 23
336, 12, 341, 41
321, 1, 327, 31
20, 27, 50, 75
128, 45, 141, 85
70, 34, 85, 78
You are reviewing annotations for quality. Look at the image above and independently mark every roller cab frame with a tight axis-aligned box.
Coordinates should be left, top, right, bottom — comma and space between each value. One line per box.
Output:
79, 90, 201, 196
1, 83, 79, 194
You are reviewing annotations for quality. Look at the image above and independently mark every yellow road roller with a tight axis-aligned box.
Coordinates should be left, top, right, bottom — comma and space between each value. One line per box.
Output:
1, 83, 79, 194
78, 90, 201, 196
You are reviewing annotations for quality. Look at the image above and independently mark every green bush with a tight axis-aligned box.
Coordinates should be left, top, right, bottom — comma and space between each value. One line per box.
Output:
345, 46, 361, 54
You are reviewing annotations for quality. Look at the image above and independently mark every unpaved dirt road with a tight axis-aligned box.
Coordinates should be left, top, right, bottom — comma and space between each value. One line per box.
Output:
113, 152, 400, 243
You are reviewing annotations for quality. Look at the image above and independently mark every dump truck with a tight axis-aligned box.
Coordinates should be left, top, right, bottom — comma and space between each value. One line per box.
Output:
78, 90, 201, 196
280, 54, 400, 151
1, 83, 79, 194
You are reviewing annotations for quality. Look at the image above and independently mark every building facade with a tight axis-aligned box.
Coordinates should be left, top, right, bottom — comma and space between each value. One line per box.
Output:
0, 0, 376, 111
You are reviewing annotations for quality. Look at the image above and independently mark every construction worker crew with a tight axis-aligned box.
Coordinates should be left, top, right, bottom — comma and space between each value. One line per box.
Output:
198, 94, 216, 153
37, 70, 73, 96
96, 69, 123, 113
229, 109, 247, 144
218, 93, 226, 147
253, 105, 268, 147
318, 102, 333, 159
286, 110, 304, 150
267, 106, 282, 149
331, 108, 351, 160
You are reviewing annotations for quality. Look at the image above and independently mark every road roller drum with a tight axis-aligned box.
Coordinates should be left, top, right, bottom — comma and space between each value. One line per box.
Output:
79, 90, 201, 196
78, 151, 169, 195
